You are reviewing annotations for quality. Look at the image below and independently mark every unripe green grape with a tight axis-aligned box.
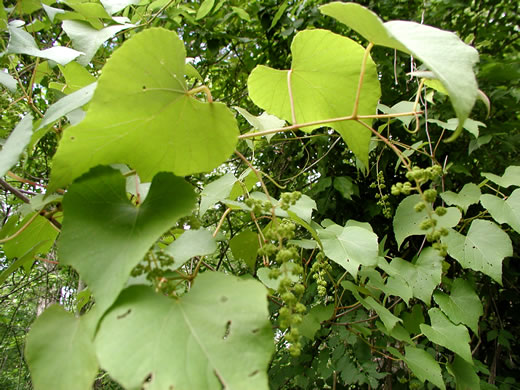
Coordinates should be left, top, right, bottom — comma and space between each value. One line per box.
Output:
414, 202, 426, 212
423, 189, 437, 202
435, 206, 447, 216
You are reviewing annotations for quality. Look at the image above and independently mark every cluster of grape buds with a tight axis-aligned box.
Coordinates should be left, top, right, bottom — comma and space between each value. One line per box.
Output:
391, 181, 412, 196
245, 197, 273, 215
311, 253, 332, 298
370, 171, 392, 218
405, 165, 443, 183
279, 191, 302, 210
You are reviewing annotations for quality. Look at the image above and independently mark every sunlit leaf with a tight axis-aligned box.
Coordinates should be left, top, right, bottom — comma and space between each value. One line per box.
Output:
58, 166, 196, 314
96, 272, 273, 390
25, 305, 98, 390
248, 29, 380, 167
0, 69, 17, 92
50, 28, 238, 191
100, 0, 140, 15
0, 114, 32, 176
482, 166, 520, 188
200, 173, 238, 215
165, 229, 217, 270
230, 230, 260, 271
440, 183, 481, 214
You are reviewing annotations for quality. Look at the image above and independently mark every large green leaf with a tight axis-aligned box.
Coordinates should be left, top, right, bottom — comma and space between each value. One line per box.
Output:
229, 230, 260, 271
7, 21, 82, 65
248, 29, 380, 167
433, 278, 483, 334
449, 355, 480, 390
480, 189, 520, 233
318, 223, 378, 278
320, 2, 479, 132
165, 229, 217, 270
443, 220, 512, 284
58, 166, 196, 314
440, 183, 481, 214
96, 272, 274, 390
389, 248, 442, 304
403, 346, 445, 390
420, 308, 472, 363
25, 305, 98, 390
482, 166, 520, 188
393, 194, 461, 248
0, 114, 32, 176
49, 28, 238, 191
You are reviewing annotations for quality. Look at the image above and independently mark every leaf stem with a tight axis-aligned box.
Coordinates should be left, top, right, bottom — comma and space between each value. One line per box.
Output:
352, 42, 374, 118
0, 213, 39, 244
213, 207, 232, 238
287, 69, 296, 123
188, 85, 213, 103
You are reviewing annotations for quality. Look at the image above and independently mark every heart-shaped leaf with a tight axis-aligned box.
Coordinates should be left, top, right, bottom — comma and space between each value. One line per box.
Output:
96, 272, 273, 390
50, 28, 238, 191
248, 29, 380, 167
480, 189, 520, 233
58, 166, 196, 313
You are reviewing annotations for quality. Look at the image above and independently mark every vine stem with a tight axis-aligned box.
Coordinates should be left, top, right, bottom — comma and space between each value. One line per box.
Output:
188, 85, 213, 103
352, 42, 374, 117
238, 111, 423, 140
0, 213, 39, 244
234, 150, 271, 200
213, 207, 231, 238
287, 70, 296, 123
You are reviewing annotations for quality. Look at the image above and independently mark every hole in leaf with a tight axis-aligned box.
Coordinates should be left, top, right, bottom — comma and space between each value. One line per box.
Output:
223, 320, 231, 340
70, 136, 75, 140
117, 309, 131, 319
144, 372, 153, 383
252, 328, 259, 334
142, 85, 146, 90
249, 370, 259, 377
220, 296, 228, 303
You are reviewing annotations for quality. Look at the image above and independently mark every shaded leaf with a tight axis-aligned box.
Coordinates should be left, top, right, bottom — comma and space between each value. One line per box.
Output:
320, 2, 479, 131
165, 229, 217, 270
393, 194, 461, 248
480, 189, 520, 233
300, 305, 334, 339
449, 355, 480, 390
333, 176, 359, 200
0, 69, 17, 92
58, 166, 196, 314
440, 183, 481, 214
318, 223, 378, 278
433, 278, 483, 334
420, 308, 472, 363
50, 28, 238, 191
96, 273, 273, 390
404, 346, 445, 390
0, 114, 32, 177
7, 21, 82, 65
257, 262, 299, 290
200, 172, 237, 215
25, 305, 98, 390
230, 230, 259, 271
248, 29, 380, 167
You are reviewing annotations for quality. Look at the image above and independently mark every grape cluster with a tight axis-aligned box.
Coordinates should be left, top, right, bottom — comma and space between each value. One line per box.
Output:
311, 252, 332, 298
130, 248, 178, 293
245, 197, 273, 214
279, 191, 302, 210
258, 219, 307, 356
370, 171, 392, 218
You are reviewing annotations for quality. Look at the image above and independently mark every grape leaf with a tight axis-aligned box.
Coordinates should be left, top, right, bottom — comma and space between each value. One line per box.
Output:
248, 29, 380, 167
449, 355, 480, 390
482, 165, 520, 188
393, 194, 461, 248
389, 248, 442, 305
165, 229, 217, 270
480, 189, 520, 233
230, 230, 260, 271
7, 21, 83, 65
96, 272, 273, 390
300, 305, 334, 339
100, 0, 140, 15
318, 223, 379, 278
440, 183, 481, 214
320, 2, 479, 135
0, 69, 17, 92
199, 173, 237, 215
433, 278, 483, 334
420, 308, 472, 363
58, 166, 196, 314
25, 305, 98, 390
403, 346, 445, 390
0, 114, 32, 177
50, 28, 238, 192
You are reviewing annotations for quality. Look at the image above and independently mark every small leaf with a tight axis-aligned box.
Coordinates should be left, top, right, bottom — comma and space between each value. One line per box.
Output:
58, 166, 196, 314
231, 6, 251, 22
234, 106, 285, 142
420, 308, 473, 363
318, 223, 378, 278
196, 0, 215, 20
96, 272, 273, 390
62, 20, 134, 66
7, 21, 83, 65
434, 278, 483, 334
200, 173, 238, 215
248, 29, 380, 167
300, 304, 334, 339
0, 114, 32, 177
50, 28, 238, 191
440, 183, 481, 214
449, 355, 480, 390
480, 189, 520, 234
0, 243, 46, 285
0, 69, 17, 92
482, 166, 520, 188
165, 229, 217, 270
393, 194, 461, 248
320, 2, 479, 132
42, 4, 66, 22
230, 230, 260, 271
359, 296, 402, 332
389, 248, 442, 305
333, 176, 359, 200
100, 0, 140, 15
404, 346, 446, 390
25, 305, 98, 390
38, 82, 96, 130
